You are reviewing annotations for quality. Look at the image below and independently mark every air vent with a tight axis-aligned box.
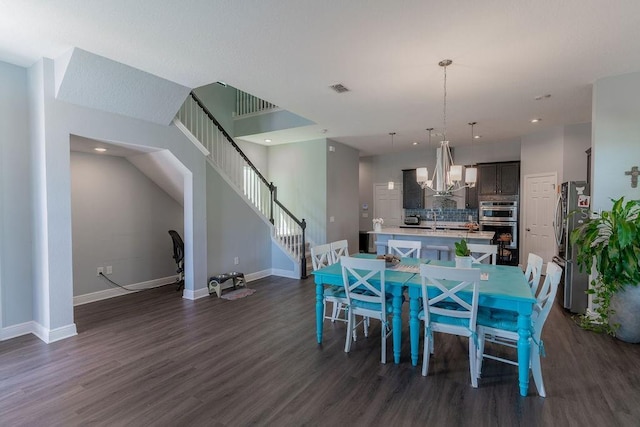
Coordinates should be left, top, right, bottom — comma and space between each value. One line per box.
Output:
329, 83, 350, 93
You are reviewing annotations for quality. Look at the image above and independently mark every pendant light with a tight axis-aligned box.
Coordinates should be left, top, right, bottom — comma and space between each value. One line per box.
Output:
388, 132, 396, 190
466, 122, 478, 186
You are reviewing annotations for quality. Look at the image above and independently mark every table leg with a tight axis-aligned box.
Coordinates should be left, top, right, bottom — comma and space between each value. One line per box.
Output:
392, 286, 403, 364
316, 282, 324, 344
409, 289, 421, 366
517, 313, 532, 396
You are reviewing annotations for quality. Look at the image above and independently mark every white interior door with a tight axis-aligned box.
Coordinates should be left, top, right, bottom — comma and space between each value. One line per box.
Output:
522, 172, 558, 265
373, 183, 402, 227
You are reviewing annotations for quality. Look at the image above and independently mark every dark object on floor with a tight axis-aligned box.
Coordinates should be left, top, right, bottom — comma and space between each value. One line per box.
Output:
208, 272, 246, 297
168, 230, 184, 291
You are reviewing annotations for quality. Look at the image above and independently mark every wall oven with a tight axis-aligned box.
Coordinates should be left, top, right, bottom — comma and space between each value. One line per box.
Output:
479, 199, 519, 264
479, 200, 518, 222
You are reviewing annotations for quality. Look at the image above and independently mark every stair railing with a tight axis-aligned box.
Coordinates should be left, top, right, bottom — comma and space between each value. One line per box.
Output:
176, 91, 307, 278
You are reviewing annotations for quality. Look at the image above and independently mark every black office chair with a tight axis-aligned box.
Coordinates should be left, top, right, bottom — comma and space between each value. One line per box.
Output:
168, 230, 184, 291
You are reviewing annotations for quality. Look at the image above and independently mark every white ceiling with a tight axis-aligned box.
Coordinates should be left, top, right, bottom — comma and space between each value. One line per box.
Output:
3, 0, 640, 156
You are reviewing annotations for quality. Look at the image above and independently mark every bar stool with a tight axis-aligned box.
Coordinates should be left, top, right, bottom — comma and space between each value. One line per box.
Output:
425, 245, 451, 261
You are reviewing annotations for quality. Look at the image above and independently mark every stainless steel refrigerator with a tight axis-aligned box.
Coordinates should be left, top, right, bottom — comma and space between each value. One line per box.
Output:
553, 181, 591, 313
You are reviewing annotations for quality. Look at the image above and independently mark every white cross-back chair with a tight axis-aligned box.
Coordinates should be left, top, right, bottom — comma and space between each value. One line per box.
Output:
311, 244, 347, 324
330, 240, 349, 264
419, 264, 481, 387
388, 239, 422, 258
467, 243, 498, 265
476, 262, 562, 397
341, 256, 394, 364
524, 252, 544, 296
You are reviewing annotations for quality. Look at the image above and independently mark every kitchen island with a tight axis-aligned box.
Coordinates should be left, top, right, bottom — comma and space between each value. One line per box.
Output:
369, 227, 494, 260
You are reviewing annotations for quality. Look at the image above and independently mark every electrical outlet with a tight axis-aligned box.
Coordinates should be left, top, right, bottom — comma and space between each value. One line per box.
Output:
106, 266, 113, 275
97, 267, 104, 276
234, 257, 239, 265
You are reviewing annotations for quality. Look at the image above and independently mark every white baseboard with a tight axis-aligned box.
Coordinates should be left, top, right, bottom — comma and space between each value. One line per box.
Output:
73, 275, 179, 306
1, 320, 77, 343
271, 268, 299, 279
246, 269, 273, 282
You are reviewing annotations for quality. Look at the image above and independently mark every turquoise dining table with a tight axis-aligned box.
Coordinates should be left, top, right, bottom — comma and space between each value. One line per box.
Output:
312, 253, 537, 397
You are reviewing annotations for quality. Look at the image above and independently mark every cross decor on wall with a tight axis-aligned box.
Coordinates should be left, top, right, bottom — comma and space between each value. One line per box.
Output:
625, 165, 639, 188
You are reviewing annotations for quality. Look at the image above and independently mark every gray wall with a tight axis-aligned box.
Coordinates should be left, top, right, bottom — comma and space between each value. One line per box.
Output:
206, 163, 272, 276
0, 61, 33, 327
193, 83, 236, 136
520, 126, 564, 181
563, 123, 592, 183
268, 139, 327, 245
592, 71, 640, 210
70, 151, 184, 296
326, 140, 360, 253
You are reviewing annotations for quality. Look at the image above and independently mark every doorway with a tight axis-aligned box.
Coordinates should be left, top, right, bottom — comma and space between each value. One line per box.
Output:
373, 183, 403, 227
522, 172, 558, 266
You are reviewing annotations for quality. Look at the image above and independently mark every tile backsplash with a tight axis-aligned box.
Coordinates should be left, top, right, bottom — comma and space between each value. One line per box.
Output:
405, 208, 478, 223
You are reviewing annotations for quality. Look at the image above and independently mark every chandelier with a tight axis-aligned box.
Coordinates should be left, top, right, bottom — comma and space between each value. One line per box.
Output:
416, 59, 476, 197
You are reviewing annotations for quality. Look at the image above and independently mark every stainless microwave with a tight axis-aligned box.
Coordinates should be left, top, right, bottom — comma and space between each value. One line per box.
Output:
479, 200, 518, 222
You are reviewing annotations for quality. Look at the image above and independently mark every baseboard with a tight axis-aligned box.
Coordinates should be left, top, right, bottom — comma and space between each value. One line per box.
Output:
271, 268, 299, 279
183, 287, 209, 300
245, 269, 272, 282
1, 321, 77, 343
73, 275, 179, 306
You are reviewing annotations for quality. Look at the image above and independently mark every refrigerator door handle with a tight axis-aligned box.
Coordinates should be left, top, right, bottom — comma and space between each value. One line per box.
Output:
553, 194, 563, 246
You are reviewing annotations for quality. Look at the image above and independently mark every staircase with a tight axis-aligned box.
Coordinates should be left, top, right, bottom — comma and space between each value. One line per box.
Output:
174, 91, 308, 278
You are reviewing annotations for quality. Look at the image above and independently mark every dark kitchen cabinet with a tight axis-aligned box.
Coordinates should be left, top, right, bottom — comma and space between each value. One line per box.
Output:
402, 169, 424, 209
465, 182, 478, 209
478, 162, 520, 196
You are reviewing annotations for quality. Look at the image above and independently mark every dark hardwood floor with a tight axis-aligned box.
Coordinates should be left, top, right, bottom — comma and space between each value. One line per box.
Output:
1, 275, 639, 426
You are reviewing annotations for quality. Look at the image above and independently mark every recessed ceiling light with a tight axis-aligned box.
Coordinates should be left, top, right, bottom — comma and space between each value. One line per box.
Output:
264, 138, 272, 143
531, 118, 542, 123
412, 141, 419, 146
474, 135, 481, 139
534, 94, 551, 100
94, 147, 107, 152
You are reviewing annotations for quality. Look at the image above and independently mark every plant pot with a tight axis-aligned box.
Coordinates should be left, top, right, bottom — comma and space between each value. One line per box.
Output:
609, 284, 640, 343
455, 256, 473, 269
373, 223, 382, 232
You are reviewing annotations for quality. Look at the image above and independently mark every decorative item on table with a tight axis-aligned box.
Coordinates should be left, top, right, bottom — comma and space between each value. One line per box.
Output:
377, 254, 401, 267
372, 217, 384, 232
454, 239, 473, 269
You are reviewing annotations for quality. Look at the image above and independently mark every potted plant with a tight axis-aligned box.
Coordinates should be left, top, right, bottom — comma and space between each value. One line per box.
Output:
454, 239, 473, 269
570, 197, 640, 342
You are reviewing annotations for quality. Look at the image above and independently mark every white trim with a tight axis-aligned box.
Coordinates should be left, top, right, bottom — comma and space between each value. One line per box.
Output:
183, 287, 209, 300
73, 275, 179, 306
172, 118, 210, 156
245, 269, 273, 282
271, 268, 299, 279
1, 321, 77, 343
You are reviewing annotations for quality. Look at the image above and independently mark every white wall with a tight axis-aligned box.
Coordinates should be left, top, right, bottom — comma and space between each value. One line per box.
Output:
592, 71, 640, 211
70, 151, 184, 296
520, 126, 564, 183
0, 61, 33, 328
563, 123, 592, 183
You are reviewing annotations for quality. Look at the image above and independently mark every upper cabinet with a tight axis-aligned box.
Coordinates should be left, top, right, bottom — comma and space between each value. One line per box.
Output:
402, 169, 424, 209
477, 162, 520, 197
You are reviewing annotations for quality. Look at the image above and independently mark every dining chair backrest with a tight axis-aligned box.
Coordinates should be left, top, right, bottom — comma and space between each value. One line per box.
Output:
330, 240, 349, 264
532, 262, 562, 338
340, 256, 387, 313
388, 239, 422, 258
419, 264, 481, 327
310, 243, 333, 271
467, 243, 498, 265
525, 253, 544, 295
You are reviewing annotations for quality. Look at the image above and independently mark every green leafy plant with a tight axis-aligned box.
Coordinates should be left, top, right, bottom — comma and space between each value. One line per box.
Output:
454, 239, 471, 257
570, 197, 640, 335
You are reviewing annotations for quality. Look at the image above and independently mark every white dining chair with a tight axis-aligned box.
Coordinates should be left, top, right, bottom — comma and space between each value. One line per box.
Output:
419, 264, 481, 387
476, 262, 562, 397
388, 239, 422, 258
524, 252, 544, 296
311, 244, 347, 324
467, 243, 498, 265
330, 240, 349, 264
341, 256, 394, 364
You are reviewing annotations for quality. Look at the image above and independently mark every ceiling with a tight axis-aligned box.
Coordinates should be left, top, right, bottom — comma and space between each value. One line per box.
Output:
3, 1, 640, 156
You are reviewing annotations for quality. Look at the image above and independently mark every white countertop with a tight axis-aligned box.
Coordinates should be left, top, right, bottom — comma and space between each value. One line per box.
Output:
369, 227, 494, 240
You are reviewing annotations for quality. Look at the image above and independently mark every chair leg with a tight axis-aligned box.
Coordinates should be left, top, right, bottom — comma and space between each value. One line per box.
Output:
331, 302, 340, 322
422, 328, 431, 376
476, 331, 486, 379
531, 346, 546, 397
345, 311, 354, 353
468, 337, 478, 388
363, 316, 369, 338
380, 320, 387, 364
